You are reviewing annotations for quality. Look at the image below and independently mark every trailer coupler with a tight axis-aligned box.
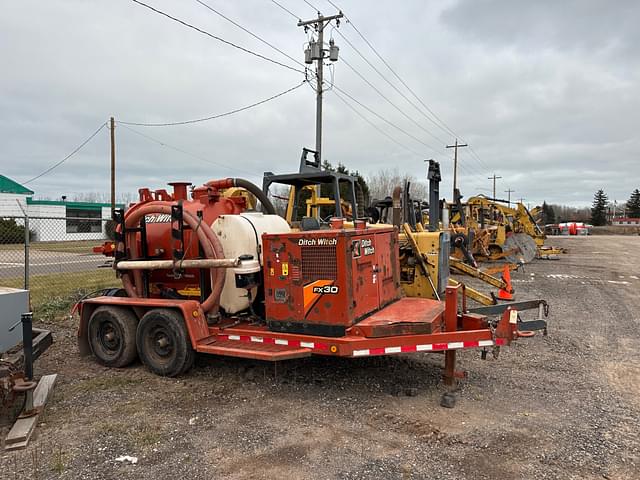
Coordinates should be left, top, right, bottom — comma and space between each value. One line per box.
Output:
468, 299, 549, 336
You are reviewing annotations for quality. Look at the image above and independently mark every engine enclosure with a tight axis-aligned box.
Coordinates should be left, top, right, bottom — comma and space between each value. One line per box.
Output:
263, 226, 400, 337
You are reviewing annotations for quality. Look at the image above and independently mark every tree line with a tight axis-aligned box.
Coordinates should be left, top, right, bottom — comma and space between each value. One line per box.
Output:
588, 188, 640, 226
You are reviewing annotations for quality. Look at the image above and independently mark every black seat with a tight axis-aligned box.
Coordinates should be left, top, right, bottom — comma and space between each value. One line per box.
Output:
300, 217, 321, 231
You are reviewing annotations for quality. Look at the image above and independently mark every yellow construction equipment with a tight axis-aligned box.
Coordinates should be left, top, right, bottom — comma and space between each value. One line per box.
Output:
275, 159, 516, 306
449, 194, 566, 263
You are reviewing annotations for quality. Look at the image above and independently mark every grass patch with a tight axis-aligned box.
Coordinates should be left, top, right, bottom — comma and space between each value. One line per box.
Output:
93, 415, 163, 448
70, 376, 137, 395
3, 269, 119, 321
0, 240, 105, 254
50, 447, 67, 475
129, 423, 162, 447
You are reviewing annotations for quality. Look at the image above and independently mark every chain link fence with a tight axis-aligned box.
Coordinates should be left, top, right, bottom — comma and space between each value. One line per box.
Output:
0, 214, 119, 320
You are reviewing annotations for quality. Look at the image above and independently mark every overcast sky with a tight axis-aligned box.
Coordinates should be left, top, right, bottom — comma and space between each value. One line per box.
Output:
1, 0, 638, 207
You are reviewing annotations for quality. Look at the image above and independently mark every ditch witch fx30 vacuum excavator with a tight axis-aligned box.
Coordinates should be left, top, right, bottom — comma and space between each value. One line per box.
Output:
76, 174, 548, 403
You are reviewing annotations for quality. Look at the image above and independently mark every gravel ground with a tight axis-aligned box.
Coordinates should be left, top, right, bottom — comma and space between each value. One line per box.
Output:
1, 235, 639, 479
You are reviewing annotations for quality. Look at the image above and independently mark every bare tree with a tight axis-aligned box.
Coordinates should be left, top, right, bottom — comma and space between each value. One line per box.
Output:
72, 192, 137, 204
266, 185, 291, 217
366, 168, 427, 202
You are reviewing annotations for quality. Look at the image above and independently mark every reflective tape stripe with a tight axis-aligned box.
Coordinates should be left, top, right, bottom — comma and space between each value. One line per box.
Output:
350, 339, 502, 357
217, 333, 330, 351
218, 333, 503, 357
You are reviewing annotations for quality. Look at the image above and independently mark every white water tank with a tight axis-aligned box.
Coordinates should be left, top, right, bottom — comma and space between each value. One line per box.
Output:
212, 213, 290, 314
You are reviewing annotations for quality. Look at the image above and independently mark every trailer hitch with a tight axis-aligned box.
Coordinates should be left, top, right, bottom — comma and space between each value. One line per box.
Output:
516, 301, 549, 336
468, 299, 549, 336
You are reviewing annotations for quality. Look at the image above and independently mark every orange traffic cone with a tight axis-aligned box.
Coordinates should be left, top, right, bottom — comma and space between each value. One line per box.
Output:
497, 264, 514, 300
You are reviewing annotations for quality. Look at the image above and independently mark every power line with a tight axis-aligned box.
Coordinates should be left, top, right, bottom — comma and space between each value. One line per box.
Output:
302, 0, 321, 13
332, 89, 424, 158
468, 145, 493, 172
325, 0, 493, 171
341, 57, 446, 150
24, 122, 107, 184
119, 80, 306, 127
332, 85, 445, 160
334, 28, 448, 145
118, 123, 260, 178
269, 0, 301, 21
458, 148, 488, 177
129, 0, 305, 74
335, 3, 456, 139
194, 0, 307, 70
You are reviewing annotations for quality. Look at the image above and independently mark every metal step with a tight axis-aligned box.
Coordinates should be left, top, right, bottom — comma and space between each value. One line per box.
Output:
196, 338, 312, 361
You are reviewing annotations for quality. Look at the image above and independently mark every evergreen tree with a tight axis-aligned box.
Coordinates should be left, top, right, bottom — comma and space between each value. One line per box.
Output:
319, 160, 370, 217
627, 189, 640, 218
541, 201, 555, 224
590, 189, 608, 226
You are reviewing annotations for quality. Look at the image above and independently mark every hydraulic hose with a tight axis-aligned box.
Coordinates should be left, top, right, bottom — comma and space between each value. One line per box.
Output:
115, 202, 225, 315
206, 178, 276, 215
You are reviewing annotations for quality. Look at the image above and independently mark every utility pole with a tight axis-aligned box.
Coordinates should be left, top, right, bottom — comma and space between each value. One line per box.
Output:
487, 173, 502, 200
298, 11, 343, 167
298, 11, 342, 215
445, 139, 468, 200
110, 117, 116, 217
504, 188, 515, 207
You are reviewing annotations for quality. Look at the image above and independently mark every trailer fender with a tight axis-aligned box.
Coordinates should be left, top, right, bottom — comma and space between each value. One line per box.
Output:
76, 302, 95, 357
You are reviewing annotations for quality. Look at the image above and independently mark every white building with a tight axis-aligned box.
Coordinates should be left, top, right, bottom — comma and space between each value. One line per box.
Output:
612, 217, 640, 225
0, 174, 34, 216
1, 174, 121, 242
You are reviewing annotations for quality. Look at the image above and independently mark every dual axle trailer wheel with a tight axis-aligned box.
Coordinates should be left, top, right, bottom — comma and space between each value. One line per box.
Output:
87, 307, 194, 376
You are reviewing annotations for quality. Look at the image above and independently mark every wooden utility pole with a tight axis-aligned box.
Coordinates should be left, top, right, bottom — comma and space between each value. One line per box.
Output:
504, 188, 515, 207
487, 173, 502, 199
446, 139, 468, 200
110, 117, 116, 216
298, 11, 343, 166
298, 11, 342, 215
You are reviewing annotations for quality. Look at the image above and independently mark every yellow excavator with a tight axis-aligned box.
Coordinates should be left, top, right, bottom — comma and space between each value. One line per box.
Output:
448, 193, 565, 263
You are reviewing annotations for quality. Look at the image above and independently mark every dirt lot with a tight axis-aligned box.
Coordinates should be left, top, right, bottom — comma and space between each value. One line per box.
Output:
1, 235, 639, 479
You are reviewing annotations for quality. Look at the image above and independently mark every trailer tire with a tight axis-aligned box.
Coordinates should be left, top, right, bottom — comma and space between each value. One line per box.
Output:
88, 306, 138, 368
136, 309, 194, 377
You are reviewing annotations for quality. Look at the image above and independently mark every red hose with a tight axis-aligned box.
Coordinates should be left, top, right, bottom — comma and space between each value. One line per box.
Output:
115, 202, 225, 315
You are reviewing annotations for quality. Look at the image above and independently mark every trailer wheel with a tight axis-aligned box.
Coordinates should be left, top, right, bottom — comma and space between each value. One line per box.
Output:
88, 306, 138, 368
136, 309, 194, 377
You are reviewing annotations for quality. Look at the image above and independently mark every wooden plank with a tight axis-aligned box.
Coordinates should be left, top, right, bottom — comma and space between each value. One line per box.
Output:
5, 418, 36, 446
4, 374, 57, 451
33, 374, 57, 408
